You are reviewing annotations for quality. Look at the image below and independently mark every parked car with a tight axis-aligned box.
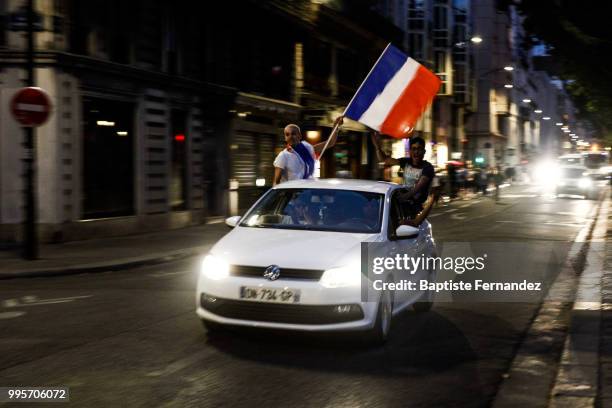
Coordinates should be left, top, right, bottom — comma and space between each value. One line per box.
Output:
196, 178, 437, 344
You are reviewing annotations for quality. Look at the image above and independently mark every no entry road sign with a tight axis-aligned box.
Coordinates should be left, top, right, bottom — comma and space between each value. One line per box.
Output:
10, 87, 52, 127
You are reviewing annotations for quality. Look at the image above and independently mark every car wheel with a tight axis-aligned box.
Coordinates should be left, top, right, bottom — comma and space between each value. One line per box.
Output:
366, 287, 393, 346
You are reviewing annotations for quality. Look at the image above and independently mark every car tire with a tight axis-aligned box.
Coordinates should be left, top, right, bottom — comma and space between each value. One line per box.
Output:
366, 287, 393, 346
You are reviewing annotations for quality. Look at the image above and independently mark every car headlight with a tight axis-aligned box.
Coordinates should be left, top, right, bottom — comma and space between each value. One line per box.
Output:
534, 162, 560, 183
201, 255, 230, 280
320, 262, 362, 288
578, 178, 592, 188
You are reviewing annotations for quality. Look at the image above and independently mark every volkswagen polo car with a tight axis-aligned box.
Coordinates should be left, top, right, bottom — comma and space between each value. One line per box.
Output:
196, 179, 437, 343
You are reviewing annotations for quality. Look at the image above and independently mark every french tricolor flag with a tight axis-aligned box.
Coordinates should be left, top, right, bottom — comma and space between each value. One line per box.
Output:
345, 44, 441, 139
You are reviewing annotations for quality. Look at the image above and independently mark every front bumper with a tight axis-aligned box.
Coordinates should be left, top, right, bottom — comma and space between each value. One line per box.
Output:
196, 275, 378, 331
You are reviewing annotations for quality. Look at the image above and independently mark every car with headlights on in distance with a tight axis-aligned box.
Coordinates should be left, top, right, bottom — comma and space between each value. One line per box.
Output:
555, 165, 598, 199
196, 179, 437, 344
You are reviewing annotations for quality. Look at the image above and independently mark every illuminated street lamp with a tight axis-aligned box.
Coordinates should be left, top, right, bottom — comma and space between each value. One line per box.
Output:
555, 122, 563, 126
534, 109, 543, 114
542, 116, 551, 120
471, 35, 483, 44
504, 84, 513, 88
504, 66, 514, 71
522, 98, 532, 103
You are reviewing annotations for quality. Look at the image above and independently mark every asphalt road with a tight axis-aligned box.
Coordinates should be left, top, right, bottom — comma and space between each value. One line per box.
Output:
0, 184, 601, 407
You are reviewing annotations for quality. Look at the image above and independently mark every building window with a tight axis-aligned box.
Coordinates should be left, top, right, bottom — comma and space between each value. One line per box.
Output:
408, 33, 424, 60
170, 110, 188, 211
82, 98, 134, 219
435, 51, 449, 94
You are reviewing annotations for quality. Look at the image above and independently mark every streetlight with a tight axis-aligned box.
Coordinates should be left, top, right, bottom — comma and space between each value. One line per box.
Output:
503, 66, 514, 71
471, 35, 483, 44
542, 116, 551, 120
522, 98, 532, 103
504, 84, 513, 88
555, 122, 563, 126
534, 109, 543, 114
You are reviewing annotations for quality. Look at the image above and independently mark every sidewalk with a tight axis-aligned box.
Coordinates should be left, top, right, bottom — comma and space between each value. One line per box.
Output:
0, 221, 229, 279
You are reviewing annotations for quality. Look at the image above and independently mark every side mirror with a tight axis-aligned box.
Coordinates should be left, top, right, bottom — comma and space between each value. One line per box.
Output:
225, 216, 241, 228
395, 225, 419, 238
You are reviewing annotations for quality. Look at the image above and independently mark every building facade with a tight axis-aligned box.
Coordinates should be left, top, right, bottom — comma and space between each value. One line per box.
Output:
0, 0, 402, 243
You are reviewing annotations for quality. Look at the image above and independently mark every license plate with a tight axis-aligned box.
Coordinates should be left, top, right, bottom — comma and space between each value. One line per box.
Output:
240, 286, 301, 303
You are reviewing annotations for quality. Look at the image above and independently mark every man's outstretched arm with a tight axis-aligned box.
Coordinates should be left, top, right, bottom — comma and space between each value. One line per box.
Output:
313, 116, 344, 154
370, 131, 400, 167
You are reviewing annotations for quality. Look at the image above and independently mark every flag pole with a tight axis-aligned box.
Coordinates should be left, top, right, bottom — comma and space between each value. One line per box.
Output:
317, 43, 393, 162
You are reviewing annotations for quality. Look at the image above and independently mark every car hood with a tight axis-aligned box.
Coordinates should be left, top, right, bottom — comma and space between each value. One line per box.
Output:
210, 226, 381, 270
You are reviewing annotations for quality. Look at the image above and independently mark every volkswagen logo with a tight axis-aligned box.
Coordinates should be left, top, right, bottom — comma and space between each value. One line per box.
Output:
263, 265, 281, 281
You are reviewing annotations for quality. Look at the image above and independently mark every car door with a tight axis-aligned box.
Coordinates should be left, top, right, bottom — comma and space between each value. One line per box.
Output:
385, 189, 427, 308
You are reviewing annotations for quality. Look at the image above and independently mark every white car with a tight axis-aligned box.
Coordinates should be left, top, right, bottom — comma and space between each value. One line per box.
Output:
196, 179, 437, 343
555, 165, 598, 199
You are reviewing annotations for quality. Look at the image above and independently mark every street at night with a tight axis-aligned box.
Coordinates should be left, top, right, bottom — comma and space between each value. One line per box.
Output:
2, 0, 612, 407
1, 184, 607, 407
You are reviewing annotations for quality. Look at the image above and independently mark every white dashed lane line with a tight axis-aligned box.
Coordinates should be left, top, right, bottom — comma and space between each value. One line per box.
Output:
0, 311, 26, 320
0, 295, 93, 319
1, 295, 92, 308
148, 270, 193, 278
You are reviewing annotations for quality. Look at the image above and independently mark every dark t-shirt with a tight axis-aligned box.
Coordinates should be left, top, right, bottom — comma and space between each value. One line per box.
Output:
397, 157, 435, 207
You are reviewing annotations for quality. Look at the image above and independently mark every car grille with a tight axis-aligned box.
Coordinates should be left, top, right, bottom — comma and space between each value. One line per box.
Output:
200, 294, 363, 325
230, 265, 324, 280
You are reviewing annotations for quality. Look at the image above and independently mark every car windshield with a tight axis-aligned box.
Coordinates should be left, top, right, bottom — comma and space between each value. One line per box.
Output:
584, 154, 607, 169
560, 168, 587, 179
239, 188, 384, 233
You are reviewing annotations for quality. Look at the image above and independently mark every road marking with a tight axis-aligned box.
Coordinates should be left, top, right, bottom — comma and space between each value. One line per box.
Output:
149, 270, 192, 278
450, 213, 467, 220
500, 194, 538, 198
543, 222, 584, 228
428, 213, 442, 218
2, 299, 19, 308
0, 311, 26, 320
496, 220, 521, 224
2, 295, 92, 308
459, 203, 472, 208
206, 218, 225, 224
445, 209, 458, 213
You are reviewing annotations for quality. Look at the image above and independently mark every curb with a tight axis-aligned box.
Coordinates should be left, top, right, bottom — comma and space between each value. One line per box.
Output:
491, 188, 607, 408
0, 246, 209, 280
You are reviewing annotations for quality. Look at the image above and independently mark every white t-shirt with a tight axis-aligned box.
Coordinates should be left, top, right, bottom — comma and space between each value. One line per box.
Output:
273, 141, 316, 183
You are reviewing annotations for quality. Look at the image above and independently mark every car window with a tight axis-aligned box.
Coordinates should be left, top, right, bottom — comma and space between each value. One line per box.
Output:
584, 154, 607, 169
239, 188, 384, 233
387, 190, 408, 239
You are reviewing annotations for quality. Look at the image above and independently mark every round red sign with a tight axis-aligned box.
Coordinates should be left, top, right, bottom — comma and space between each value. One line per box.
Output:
10, 87, 52, 127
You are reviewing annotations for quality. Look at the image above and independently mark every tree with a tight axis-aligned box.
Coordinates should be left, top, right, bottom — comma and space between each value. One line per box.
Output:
517, 0, 612, 143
